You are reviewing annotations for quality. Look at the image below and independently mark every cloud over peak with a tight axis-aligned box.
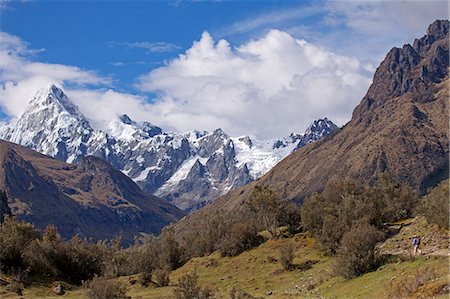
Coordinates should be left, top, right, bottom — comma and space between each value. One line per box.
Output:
137, 29, 373, 138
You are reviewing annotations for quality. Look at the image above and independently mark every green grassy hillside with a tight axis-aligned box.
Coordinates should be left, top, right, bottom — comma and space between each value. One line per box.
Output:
1, 217, 448, 299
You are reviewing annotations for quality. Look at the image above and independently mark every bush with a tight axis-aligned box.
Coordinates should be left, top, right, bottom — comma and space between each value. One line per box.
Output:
84, 275, 128, 299
153, 268, 170, 287
0, 215, 40, 272
334, 222, 384, 278
279, 241, 294, 270
377, 174, 417, 223
277, 202, 301, 235
301, 178, 416, 255
160, 227, 183, 270
173, 270, 214, 299
102, 244, 130, 278
138, 271, 152, 287
24, 226, 105, 284
180, 212, 233, 258
417, 180, 449, 229
246, 186, 283, 239
218, 222, 263, 257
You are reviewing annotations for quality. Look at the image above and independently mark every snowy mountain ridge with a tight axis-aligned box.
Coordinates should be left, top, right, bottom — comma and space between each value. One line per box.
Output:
0, 85, 338, 211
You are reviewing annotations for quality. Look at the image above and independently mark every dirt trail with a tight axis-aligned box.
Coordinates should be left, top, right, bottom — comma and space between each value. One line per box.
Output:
378, 217, 450, 257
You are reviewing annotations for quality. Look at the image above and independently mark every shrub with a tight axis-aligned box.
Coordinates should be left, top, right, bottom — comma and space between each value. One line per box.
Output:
24, 227, 105, 284
417, 180, 449, 229
84, 275, 128, 299
173, 270, 214, 299
277, 202, 301, 235
301, 178, 416, 255
246, 186, 283, 239
138, 271, 152, 287
377, 174, 417, 223
0, 190, 11, 224
136, 236, 160, 280
102, 245, 130, 278
218, 222, 263, 257
160, 227, 183, 270
153, 268, 170, 287
180, 213, 232, 258
334, 222, 384, 278
0, 215, 40, 272
279, 241, 294, 270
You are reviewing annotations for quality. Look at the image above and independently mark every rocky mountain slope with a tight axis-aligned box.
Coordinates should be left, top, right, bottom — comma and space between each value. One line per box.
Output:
0, 85, 336, 211
176, 20, 449, 228
0, 140, 184, 243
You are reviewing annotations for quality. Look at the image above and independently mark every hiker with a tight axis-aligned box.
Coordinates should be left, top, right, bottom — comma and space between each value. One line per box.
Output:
412, 235, 422, 255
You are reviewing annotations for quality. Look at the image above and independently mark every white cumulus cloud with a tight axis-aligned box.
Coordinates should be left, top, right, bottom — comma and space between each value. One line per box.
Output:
137, 30, 373, 138
0, 32, 111, 117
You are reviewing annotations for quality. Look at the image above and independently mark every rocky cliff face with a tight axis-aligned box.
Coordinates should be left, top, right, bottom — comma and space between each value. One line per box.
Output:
175, 20, 449, 232
0, 86, 336, 211
0, 140, 184, 243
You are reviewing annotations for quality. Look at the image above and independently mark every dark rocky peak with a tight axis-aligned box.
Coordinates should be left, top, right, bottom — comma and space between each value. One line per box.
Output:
118, 114, 133, 125
295, 118, 338, 149
353, 20, 449, 122
198, 128, 232, 157
305, 118, 338, 133
238, 136, 253, 148
427, 19, 449, 38
414, 19, 449, 54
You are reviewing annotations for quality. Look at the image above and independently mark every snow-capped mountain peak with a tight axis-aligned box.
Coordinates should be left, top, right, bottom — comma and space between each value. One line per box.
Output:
0, 84, 93, 162
0, 85, 338, 212
296, 118, 338, 149
106, 114, 162, 142
28, 84, 85, 118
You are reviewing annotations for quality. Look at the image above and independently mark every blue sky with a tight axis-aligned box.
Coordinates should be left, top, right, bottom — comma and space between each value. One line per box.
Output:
0, 0, 448, 138
1, 0, 331, 93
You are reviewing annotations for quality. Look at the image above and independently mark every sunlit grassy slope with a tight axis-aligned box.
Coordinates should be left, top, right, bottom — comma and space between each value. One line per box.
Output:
1, 217, 448, 299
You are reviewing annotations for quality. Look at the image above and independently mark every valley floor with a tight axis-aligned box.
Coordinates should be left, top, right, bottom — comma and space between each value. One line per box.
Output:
1, 217, 449, 299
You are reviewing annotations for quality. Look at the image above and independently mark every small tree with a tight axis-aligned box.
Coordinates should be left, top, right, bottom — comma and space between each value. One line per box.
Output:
0, 215, 40, 272
173, 270, 214, 299
378, 174, 417, 223
246, 186, 282, 238
0, 190, 11, 224
278, 202, 301, 235
218, 222, 263, 257
153, 268, 170, 287
417, 180, 449, 229
279, 241, 294, 270
84, 275, 128, 299
334, 222, 384, 278
160, 226, 183, 270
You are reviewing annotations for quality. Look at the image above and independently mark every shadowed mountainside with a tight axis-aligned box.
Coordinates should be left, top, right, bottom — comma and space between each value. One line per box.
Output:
0, 140, 184, 243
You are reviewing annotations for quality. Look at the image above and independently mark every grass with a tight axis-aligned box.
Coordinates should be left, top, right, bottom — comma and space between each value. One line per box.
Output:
1, 217, 449, 298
